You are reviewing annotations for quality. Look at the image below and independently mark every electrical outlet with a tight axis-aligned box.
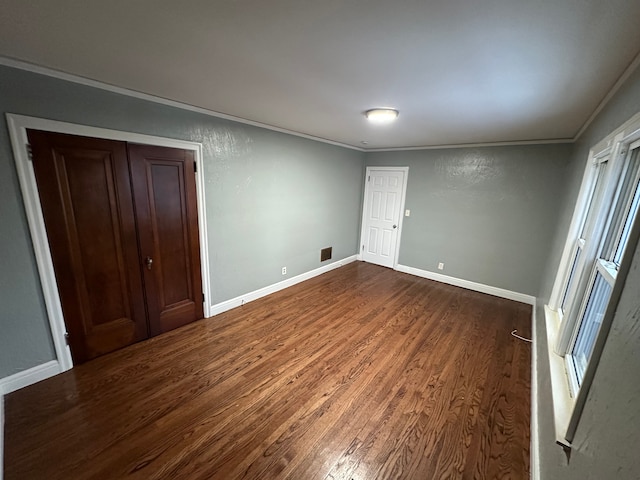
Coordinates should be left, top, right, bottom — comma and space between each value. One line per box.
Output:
405, 209, 411, 217
282, 266, 287, 275
438, 262, 444, 270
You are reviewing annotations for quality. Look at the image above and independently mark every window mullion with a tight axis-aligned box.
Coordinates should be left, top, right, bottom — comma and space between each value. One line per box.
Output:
595, 259, 617, 285
555, 160, 614, 354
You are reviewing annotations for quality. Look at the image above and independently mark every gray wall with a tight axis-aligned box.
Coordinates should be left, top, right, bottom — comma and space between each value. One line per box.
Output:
5, 58, 640, 478
535, 64, 640, 478
0, 65, 364, 377
365, 145, 573, 296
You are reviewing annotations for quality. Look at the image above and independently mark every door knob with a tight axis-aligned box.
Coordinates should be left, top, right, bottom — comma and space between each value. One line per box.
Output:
145, 256, 153, 270
393, 224, 397, 229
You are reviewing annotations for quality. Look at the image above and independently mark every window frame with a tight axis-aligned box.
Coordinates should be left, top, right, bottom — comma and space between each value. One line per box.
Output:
565, 258, 616, 395
555, 153, 609, 331
548, 112, 640, 445
563, 144, 640, 394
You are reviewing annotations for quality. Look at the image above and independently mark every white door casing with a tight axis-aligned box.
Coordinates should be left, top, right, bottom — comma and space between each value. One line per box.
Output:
360, 167, 408, 268
6, 113, 212, 372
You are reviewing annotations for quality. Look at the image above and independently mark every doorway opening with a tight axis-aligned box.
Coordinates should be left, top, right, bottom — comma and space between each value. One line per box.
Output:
359, 166, 409, 269
8, 114, 211, 371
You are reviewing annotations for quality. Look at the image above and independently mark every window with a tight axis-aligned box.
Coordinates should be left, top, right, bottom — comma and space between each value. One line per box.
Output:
549, 113, 640, 444
561, 146, 640, 392
558, 155, 608, 322
568, 261, 614, 386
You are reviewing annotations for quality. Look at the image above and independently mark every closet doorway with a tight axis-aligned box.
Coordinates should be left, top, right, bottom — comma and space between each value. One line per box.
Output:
27, 130, 204, 364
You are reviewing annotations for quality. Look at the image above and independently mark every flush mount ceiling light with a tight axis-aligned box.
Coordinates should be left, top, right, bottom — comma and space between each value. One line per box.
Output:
364, 108, 399, 124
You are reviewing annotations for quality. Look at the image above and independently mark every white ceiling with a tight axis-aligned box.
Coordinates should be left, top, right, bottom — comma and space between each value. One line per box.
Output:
1, 0, 640, 150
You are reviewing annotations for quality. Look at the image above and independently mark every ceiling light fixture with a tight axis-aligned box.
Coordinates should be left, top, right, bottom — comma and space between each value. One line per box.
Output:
365, 108, 399, 124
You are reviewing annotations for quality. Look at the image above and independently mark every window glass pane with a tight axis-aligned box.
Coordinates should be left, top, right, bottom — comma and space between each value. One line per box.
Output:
561, 246, 582, 313
560, 161, 607, 317
614, 180, 640, 264
580, 162, 607, 239
571, 271, 613, 385
602, 148, 640, 263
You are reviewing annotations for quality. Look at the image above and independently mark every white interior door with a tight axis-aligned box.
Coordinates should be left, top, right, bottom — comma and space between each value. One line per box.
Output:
360, 168, 408, 268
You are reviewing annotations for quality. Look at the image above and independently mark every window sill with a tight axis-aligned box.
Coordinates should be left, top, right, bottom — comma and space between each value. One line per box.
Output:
544, 305, 574, 449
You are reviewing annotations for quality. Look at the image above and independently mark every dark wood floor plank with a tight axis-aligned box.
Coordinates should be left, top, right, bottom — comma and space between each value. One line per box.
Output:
4, 262, 531, 479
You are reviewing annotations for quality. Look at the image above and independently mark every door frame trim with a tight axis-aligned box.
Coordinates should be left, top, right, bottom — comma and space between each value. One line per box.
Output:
358, 166, 409, 269
6, 113, 212, 372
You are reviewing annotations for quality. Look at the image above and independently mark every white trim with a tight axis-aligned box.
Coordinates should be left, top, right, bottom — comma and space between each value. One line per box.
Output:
194, 145, 212, 319
0, 360, 62, 480
574, 50, 640, 141
549, 148, 600, 309
554, 136, 626, 354
0, 56, 364, 152
554, 114, 640, 347
359, 167, 409, 269
209, 255, 357, 316
5, 54, 631, 153
550, 117, 640, 311
1, 393, 3, 480
0, 361, 61, 396
365, 138, 573, 152
531, 305, 539, 480
596, 259, 617, 285
395, 264, 536, 305
544, 109, 640, 451
544, 307, 574, 448
6, 114, 213, 372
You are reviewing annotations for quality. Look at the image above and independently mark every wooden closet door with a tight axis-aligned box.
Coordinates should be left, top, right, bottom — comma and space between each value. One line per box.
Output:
128, 144, 204, 335
28, 130, 149, 364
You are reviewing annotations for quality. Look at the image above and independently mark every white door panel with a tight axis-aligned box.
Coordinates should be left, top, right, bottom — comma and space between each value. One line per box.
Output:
361, 168, 407, 268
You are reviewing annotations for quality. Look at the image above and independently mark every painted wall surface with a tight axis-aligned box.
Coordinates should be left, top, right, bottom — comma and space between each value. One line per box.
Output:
0, 65, 364, 377
365, 145, 573, 296
535, 64, 640, 479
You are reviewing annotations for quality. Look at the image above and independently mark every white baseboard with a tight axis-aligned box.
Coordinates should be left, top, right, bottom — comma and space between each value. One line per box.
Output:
395, 263, 538, 477
0, 360, 62, 480
0, 360, 61, 396
395, 264, 536, 305
209, 255, 358, 316
1, 394, 4, 480
531, 306, 539, 480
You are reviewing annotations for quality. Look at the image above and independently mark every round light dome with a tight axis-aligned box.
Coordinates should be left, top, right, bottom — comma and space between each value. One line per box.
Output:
365, 108, 399, 123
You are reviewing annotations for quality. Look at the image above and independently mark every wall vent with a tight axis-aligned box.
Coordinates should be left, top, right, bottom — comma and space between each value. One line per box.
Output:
320, 247, 332, 262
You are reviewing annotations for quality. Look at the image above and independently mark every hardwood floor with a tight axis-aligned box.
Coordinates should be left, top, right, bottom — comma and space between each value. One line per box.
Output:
4, 262, 532, 479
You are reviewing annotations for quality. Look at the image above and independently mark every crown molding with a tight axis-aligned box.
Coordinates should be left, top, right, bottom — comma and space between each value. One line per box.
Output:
573, 50, 640, 142
0, 56, 365, 152
3, 53, 638, 152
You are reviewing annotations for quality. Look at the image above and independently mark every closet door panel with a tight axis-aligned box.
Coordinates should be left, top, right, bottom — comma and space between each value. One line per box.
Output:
128, 144, 204, 335
28, 130, 148, 363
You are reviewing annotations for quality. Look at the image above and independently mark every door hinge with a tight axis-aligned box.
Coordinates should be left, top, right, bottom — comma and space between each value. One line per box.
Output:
194, 160, 197, 173
368, 175, 370, 182
64, 332, 70, 345
26, 143, 33, 161
361, 244, 364, 251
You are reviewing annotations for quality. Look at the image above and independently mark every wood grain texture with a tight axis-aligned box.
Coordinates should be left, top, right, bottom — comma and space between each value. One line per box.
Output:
27, 130, 148, 363
4, 262, 531, 479
128, 143, 203, 335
